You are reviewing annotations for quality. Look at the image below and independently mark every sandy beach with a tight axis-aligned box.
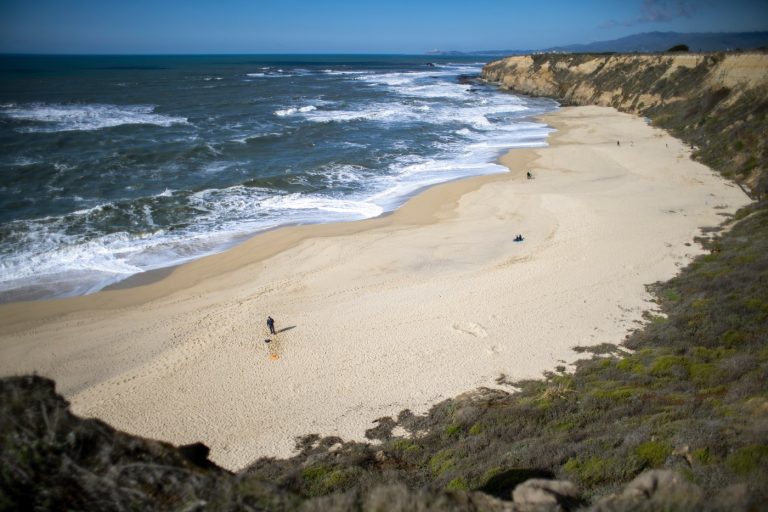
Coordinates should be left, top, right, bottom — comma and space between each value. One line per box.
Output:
0, 106, 751, 471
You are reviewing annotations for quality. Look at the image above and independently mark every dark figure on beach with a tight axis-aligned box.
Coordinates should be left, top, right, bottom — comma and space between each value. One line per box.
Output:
527, 171, 533, 179
514, 234, 524, 242
617, 140, 620, 146
267, 316, 276, 335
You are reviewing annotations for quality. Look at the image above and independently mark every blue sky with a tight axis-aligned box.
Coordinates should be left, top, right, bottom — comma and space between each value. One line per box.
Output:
1, 0, 766, 54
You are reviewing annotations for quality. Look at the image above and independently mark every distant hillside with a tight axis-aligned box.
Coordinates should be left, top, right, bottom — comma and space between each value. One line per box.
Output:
483, 52, 768, 195
427, 49, 532, 57
552, 31, 768, 53
427, 31, 768, 56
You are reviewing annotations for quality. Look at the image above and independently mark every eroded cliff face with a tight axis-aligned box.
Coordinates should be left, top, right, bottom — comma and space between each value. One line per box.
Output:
483, 53, 768, 195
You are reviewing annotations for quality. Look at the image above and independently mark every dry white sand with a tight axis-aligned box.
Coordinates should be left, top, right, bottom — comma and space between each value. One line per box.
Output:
0, 106, 751, 471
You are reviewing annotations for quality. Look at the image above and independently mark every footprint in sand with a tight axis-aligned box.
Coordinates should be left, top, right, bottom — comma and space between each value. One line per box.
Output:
452, 322, 488, 338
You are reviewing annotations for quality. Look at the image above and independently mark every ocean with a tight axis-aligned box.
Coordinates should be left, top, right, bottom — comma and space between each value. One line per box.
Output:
0, 55, 557, 302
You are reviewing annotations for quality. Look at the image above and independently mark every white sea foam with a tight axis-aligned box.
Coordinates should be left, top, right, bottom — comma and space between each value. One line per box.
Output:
186, 185, 382, 222
274, 105, 317, 117
297, 102, 427, 124
356, 70, 449, 87
309, 164, 372, 187
202, 161, 232, 173
397, 82, 472, 99
53, 162, 75, 172
321, 69, 367, 75
281, 63, 530, 129
230, 132, 283, 144
294, 99, 526, 129
365, 159, 506, 209
0, 185, 381, 299
230, 132, 283, 143
247, 68, 311, 79
10, 156, 41, 166
259, 193, 383, 218
354, 65, 488, 100
0, 227, 145, 290
0, 103, 188, 132
354, 116, 553, 211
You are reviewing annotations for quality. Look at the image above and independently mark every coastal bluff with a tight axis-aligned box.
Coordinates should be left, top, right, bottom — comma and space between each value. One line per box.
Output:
482, 52, 768, 195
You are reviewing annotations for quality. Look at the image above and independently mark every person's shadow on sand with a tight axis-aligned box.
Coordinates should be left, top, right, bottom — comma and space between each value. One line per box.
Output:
277, 326, 296, 334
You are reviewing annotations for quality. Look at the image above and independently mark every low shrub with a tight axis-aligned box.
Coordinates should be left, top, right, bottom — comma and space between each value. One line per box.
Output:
635, 440, 672, 467
727, 445, 768, 476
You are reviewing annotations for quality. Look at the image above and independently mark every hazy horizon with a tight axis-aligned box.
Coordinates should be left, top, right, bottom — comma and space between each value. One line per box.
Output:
1, 0, 767, 54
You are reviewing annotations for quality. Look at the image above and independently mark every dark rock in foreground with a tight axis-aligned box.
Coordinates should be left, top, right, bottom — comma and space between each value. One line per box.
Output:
0, 375, 296, 511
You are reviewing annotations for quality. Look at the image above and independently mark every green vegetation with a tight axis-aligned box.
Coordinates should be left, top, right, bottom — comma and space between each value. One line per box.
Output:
635, 441, 672, 467
301, 464, 360, 496
727, 445, 768, 476
446, 477, 470, 491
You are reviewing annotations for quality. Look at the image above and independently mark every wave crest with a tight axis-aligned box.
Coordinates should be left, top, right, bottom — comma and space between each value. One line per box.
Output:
0, 103, 188, 132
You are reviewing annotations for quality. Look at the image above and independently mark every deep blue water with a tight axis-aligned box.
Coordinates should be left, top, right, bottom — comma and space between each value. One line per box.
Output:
0, 54, 557, 301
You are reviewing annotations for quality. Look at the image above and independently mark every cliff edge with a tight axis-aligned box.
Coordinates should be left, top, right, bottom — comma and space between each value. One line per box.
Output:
482, 53, 768, 196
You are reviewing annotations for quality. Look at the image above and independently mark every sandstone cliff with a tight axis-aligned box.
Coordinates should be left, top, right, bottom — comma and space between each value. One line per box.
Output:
482, 53, 768, 195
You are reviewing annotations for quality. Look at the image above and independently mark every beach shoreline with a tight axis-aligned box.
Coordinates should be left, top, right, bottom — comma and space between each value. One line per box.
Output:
0, 147, 535, 334
102, 166, 530, 295
0, 106, 751, 471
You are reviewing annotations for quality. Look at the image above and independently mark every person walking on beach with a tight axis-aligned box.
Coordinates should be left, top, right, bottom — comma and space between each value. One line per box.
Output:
267, 316, 276, 335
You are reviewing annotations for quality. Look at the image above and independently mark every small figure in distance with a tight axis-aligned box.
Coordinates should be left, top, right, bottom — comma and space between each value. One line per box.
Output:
617, 140, 620, 146
514, 234, 524, 242
267, 316, 276, 335
527, 171, 533, 179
